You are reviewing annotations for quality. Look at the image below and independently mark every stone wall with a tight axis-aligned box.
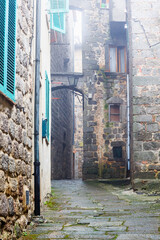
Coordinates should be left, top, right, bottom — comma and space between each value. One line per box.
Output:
128, 0, 160, 190
80, 0, 128, 179
0, 0, 34, 239
51, 89, 73, 179
73, 94, 83, 179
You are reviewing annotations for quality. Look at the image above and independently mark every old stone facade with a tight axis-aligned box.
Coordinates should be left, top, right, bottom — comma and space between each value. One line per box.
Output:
51, 88, 73, 179
77, 0, 128, 180
128, 0, 160, 190
0, 0, 34, 238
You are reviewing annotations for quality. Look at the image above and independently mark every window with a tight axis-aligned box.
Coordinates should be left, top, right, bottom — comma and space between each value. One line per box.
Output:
101, 0, 109, 8
109, 46, 126, 73
0, 0, 17, 101
110, 105, 120, 122
113, 146, 122, 158
49, 0, 69, 33
45, 71, 50, 140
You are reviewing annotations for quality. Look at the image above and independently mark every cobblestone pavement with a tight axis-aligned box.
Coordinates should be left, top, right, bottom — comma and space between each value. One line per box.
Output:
21, 180, 160, 240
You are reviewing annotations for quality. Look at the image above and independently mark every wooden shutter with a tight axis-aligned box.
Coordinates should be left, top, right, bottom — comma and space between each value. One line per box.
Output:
50, 0, 69, 13
110, 105, 120, 122
45, 71, 50, 140
50, 12, 66, 33
6, 0, 17, 101
0, 0, 16, 102
0, 0, 7, 93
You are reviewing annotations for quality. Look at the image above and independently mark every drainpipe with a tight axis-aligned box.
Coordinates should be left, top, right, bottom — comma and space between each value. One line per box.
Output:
127, 74, 130, 172
34, 0, 41, 216
126, 0, 131, 174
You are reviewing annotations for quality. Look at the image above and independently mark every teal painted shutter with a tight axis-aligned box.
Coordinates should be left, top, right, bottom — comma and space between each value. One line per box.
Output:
6, 0, 17, 101
49, 0, 69, 33
0, 0, 7, 92
50, 0, 69, 13
45, 71, 50, 140
50, 12, 65, 33
0, 0, 16, 101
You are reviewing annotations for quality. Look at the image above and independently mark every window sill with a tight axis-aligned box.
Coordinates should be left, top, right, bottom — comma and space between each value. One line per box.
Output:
0, 91, 15, 106
104, 72, 127, 77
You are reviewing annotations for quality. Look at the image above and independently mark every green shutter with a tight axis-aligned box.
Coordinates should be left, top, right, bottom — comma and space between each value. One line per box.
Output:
0, 0, 7, 92
50, 12, 65, 33
0, 0, 16, 101
50, 0, 69, 13
45, 71, 50, 141
6, 0, 17, 101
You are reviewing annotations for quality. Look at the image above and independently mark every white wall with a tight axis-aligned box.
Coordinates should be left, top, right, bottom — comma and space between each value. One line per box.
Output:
39, 0, 51, 203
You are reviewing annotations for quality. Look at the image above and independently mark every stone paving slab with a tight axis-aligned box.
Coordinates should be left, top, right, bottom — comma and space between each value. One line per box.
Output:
20, 180, 160, 240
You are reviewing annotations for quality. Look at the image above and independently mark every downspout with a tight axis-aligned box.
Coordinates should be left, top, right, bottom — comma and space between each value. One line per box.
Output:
34, 0, 41, 216
127, 74, 130, 172
126, 0, 130, 175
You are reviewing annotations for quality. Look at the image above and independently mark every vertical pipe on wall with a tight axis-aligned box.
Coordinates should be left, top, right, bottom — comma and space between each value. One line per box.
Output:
34, 0, 41, 216
127, 74, 130, 172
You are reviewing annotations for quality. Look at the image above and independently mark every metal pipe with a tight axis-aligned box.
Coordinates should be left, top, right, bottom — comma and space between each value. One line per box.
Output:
127, 74, 130, 171
34, 0, 41, 216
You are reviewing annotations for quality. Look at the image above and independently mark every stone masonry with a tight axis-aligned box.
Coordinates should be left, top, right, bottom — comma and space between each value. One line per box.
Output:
128, 0, 160, 190
76, 0, 128, 179
51, 89, 73, 180
0, 0, 34, 239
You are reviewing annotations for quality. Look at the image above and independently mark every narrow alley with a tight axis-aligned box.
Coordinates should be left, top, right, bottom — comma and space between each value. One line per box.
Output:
20, 180, 160, 240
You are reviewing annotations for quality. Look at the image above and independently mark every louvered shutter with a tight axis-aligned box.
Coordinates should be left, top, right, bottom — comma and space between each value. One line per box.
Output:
0, 0, 16, 102
45, 71, 50, 141
6, 0, 17, 101
0, 0, 7, 93
50, 0, 69, 13
50, 12, 65, 33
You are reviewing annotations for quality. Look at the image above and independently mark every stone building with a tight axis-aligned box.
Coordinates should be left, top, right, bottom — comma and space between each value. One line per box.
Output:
51, 9, 84, 180
51, 0, 160, 190
0, 0, 51, 239
128, 0, 160, 190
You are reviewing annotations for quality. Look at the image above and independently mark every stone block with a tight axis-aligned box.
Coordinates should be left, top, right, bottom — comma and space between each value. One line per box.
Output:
84, 127, 94, 133
0, 170, 5, 192
133, 76, 160, 86
133, 115, 152, 122
148, 164, 160, 171
153, 133, 160, 141
143, 142, 160, 151
133, 141, 143, 151
8, 158, 16, 174
8, 197, 15, 216
8, 178, 18, 195
0, 194, 8, 217
134, 172, 155, 179
1, 154, 9, 171
134, 151, 157, 162
133, 123, 144, 132
146, 123, 159, 132
12, 141, 19, 159
16, 160, 22, 175
9, 120, 15, 139
134, 131, 152, 141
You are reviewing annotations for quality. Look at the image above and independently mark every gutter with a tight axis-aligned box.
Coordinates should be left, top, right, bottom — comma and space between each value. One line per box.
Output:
34, 0, 41, 216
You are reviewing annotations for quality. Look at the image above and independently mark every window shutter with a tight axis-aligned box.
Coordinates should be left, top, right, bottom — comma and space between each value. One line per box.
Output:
0, 0, 16, 102
50, 12, 65, 33
45, 71, 50, 140
0, 0, 7, 92
50, 0, 69, 13
6, 0, 16, 101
